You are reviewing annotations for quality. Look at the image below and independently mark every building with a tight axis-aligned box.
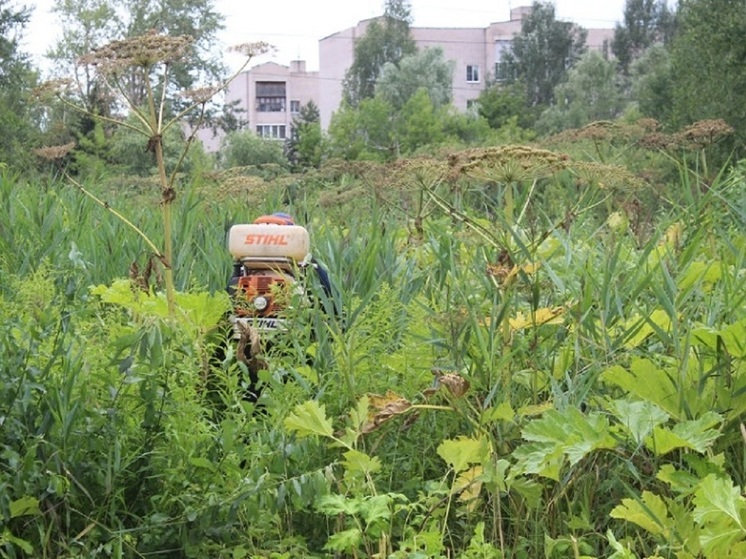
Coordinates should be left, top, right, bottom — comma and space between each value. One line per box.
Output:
210, 6, 613, 148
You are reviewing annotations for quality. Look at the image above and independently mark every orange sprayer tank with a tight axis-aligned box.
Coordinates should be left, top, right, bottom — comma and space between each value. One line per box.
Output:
228, 223, 310, 261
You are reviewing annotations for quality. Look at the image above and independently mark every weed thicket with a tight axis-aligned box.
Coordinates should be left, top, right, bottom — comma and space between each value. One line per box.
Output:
1, 127, 745, 558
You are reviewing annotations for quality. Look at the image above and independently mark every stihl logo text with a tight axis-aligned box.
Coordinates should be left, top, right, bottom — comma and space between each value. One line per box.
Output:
243, 234, 289, 246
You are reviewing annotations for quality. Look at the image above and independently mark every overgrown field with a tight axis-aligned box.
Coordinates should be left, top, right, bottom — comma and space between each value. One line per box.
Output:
1, 140, 745, 558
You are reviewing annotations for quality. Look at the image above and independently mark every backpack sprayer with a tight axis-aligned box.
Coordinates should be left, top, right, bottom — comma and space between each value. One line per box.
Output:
226, 215, 311, 340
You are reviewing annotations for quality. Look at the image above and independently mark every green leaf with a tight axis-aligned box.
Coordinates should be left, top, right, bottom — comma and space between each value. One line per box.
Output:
511, 442, 564, 481
646, 412, 722, 456
610, 491, 671, 536
678, 260, 723, 294
623, 309, 672, 348
437, 436, 488, 473
361, 494, 394, 527
323, 527, 363, 553
175, 290, 230, 330
188, 457, 215, 471
342, 449, 381, 477
520, 408, 617, 467
606, 530, 637, 559
610, 399, 670, 445
656, 464, 700, 494
482, 401, 515, 424
0, 529, 34, 554
284, 400, 334, 439
316, 494, 359, 516
693, 473, 746, 557
9, 496, 40, 518
693, 319, 746, 358
602, 358, 681, 419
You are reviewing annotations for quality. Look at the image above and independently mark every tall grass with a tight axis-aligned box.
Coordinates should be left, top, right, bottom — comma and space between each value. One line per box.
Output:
1, 149, 745, 558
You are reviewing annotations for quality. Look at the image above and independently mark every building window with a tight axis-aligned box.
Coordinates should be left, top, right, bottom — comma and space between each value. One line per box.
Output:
494, 40, 512, 82
256, 97, 286, 112
256, 125, 286, 139
466, 99, 478, 110
494, 62, 509, 81
290, 100, 300, 113
466, 65, 480, 83
255, 81, 286, 112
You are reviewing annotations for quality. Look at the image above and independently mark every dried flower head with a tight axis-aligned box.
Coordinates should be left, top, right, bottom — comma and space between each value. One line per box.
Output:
451, 145, 569, 184
674, 119, 734, 149
33, 142, 76, 161
32, 78, 74, 101
229, 41, 274, 58
638, 131, 676, 151
79, 31, 194, 74
182, 86, 219, 105
572, 161, 646, 191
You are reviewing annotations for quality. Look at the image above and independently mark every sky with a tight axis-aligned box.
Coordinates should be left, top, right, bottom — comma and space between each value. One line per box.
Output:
23, 0, 629, 75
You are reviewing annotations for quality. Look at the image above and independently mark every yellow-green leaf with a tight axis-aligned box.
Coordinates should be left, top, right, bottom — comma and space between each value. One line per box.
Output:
610, 491, 671, 536
284, 400, 334, 439
437, 436, 488, 473
9, 496, 40, 518
342, 449, 381, 476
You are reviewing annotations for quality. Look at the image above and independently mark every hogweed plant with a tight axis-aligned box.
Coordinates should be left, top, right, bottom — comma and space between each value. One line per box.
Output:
35, 32, 271, 312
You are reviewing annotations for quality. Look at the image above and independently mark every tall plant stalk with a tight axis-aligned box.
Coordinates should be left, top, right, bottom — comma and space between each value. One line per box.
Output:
38, 34, 269, 313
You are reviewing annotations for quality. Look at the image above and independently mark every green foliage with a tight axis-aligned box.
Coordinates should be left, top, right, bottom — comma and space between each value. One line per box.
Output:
476, 81, 539, 130
502, 1, 587, 107
108, 111, 210, 177
327, 97, 396, 160
376, 46, 454, 110
3, 128, 746, 557
220, 128, 289, 169
49, 0, 226, 110
537, 51, 626, 134
286, 100, 323, 171
0, 0, 40, 168
342, 0, 417, 106
612, 0, 676, 75
629, 43, 674, 123
670, 0, 746, 154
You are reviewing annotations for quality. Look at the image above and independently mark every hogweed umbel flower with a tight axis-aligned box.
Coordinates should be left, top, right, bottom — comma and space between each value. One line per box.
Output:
78, 31, 194, 74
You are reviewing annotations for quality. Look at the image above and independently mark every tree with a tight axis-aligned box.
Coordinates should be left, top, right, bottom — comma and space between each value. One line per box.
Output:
612, 0, 675, 75
502, 1, 587, 107
669, 0, 746, 149
0, 0, 40, 167
476, 81, 538, 130
327, 97, 396, 161
220, 130, 289, 169
342, 0, 417, 106
395, 88, 445, 154
50, 0, 226, 106
285, 101, 323, 171
376, 46, 453, 111
537, 51, 626, 134
630, 44, 674, 124
45, 0, 229, 178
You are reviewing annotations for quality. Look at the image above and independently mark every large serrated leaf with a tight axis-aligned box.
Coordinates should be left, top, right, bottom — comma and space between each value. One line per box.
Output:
520, 408, 616, 467
645, 412, 722, 456
9, 496, 40, 518
437, 436, 489, 473
323, 527, 362, 553
610, 491, 671, 536
693, 474, 745, 527
693, 474, 746, 557
284, 400, 334, 439
610, 399, 670, 445
342, 449, 381, 476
